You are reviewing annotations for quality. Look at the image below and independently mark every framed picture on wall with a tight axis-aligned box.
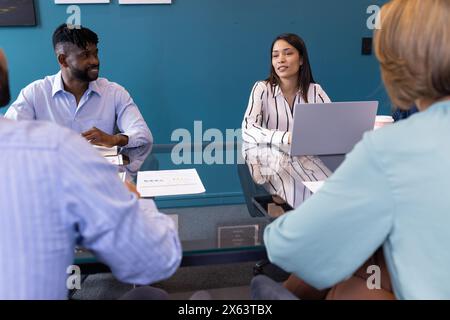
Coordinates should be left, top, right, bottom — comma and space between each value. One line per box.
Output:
54, 0, 110, 3
0, 0, 36, 26
119, 0, 172, 4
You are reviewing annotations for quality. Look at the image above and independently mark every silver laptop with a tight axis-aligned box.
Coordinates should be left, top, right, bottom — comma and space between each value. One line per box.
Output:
281, 101, 378, 158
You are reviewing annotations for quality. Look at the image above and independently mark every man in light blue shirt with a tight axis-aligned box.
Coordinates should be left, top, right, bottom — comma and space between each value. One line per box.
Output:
5, 24, 152, 149
0, 49, 181, 299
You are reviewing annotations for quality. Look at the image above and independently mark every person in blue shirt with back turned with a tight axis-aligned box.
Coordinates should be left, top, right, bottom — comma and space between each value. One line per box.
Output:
260, 0, 450, 300
0, 49, 181, 299
5, 24, 152, 149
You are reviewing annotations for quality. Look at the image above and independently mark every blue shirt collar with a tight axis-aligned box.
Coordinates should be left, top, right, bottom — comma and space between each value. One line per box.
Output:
52, 71, 102, 97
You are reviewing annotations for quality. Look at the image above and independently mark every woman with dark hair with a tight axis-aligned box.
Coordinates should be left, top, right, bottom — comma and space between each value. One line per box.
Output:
242, 33, 331, 145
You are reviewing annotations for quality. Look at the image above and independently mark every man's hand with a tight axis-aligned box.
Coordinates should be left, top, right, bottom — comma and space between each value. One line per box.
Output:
81, 127, 129, 147
125, 181, 141, 198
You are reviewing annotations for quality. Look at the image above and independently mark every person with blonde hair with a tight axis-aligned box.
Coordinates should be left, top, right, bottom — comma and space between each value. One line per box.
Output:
258, 0, 450, 300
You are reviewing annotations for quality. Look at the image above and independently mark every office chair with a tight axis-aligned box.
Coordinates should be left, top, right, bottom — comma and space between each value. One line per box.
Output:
237, 164, 271, 217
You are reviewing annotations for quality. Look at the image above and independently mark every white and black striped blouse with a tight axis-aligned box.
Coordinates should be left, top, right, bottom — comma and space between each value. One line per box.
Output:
243, 143, 332, 208
242, 81, 331, 144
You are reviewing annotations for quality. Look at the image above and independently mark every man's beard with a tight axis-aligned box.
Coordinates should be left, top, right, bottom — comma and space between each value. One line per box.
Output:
0, 70, 11, 107
70, 64, 100, 83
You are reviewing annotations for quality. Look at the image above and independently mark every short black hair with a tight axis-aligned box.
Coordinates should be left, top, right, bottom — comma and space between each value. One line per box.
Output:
52, 24, 99, 50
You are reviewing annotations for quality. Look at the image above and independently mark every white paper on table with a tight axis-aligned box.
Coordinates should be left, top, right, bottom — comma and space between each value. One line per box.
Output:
119, 0, 171, 4
56, 0, 110, 3
137, 169, 206, 197
105, 155, 123, 166
302, 181, 325, 194
118, 172, 127, 182
92, 145, 118, 157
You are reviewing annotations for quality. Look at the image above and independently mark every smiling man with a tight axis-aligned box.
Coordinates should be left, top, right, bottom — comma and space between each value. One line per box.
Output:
5, 24, 152, 148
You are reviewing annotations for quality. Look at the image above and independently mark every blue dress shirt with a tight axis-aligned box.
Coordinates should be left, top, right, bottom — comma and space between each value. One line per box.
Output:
0, 118, 180, 299
4, 72, 153, 148
264, 100, 450, 299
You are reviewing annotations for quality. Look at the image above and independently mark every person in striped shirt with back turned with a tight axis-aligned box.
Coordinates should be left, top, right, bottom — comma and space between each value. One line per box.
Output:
0, 49, 181, 300
242, 33, 331, 145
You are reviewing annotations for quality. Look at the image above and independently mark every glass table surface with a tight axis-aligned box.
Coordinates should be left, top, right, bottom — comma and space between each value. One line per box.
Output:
75, 142, 341, 270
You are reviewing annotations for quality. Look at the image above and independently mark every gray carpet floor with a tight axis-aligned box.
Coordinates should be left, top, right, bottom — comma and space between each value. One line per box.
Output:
71, 205, 289, 300
72, 262, 258, 300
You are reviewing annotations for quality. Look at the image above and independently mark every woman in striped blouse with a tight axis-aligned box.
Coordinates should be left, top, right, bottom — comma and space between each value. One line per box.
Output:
242, 33, 331, 145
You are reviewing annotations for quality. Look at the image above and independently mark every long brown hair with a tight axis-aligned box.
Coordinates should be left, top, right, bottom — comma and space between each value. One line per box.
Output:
267, 33, 315, 103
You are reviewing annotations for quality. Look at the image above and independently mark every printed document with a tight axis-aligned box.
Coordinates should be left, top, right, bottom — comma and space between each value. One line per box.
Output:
137, 169, 206, 197
302, 181, 325, 194
92, 145, 118, 157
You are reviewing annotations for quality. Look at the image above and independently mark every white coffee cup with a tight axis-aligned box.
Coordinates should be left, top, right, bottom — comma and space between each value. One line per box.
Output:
374, 115, 394, 130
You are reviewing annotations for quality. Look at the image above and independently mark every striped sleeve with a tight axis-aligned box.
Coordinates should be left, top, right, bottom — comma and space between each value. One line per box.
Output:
59, 130, 181, 285
4, 84, 37, 120
315, 84, 332, 103
242, 81, 289, 144
114, 85, 153, 148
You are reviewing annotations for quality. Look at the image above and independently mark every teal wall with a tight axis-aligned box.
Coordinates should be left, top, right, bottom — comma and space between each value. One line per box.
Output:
1, 0, 389, 144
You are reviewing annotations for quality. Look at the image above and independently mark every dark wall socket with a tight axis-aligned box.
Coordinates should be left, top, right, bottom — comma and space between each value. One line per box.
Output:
362, 37, 373, 55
